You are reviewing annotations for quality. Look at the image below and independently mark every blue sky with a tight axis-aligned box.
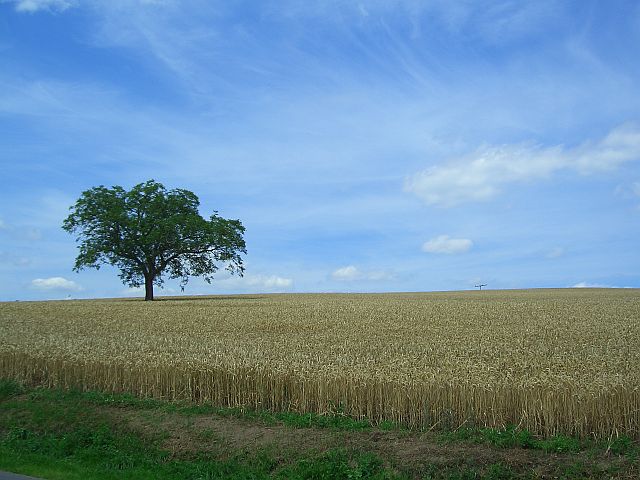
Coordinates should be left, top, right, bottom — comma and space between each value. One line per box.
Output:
1, 0, 639, 300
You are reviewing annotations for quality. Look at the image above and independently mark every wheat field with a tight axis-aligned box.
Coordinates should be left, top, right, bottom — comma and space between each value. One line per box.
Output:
1, 289, 639, 438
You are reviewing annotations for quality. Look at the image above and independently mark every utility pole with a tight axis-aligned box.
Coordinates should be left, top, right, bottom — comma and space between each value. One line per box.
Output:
474, 284, 487, 290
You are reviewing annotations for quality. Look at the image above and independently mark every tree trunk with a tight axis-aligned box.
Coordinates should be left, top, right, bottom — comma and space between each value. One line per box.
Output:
144, 274, 154, 301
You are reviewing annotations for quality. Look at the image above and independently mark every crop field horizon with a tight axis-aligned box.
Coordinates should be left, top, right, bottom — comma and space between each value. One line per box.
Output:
1, 288, 639, 439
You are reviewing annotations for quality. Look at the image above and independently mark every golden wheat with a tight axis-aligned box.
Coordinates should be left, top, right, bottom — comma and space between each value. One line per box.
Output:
1, 289, 639, 438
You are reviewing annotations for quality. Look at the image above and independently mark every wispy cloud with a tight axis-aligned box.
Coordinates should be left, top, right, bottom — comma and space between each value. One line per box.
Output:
245, 275, 293, 289
332, 265, 360, 281
31, 276, 81, 291
6, 0, 75, 13
331, 265, 393, 281
1, 1, 639, 299
571, 282, 624, 289
546, 247, 565, 259
422, 235, 473, 254
270, 1, 561, 43
209, 273, 293, 293
0, 218, 42, 241
0, 252, 31, 267
406, 124, 640, 207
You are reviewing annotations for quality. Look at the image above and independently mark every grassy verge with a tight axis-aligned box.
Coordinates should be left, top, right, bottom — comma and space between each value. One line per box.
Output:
1, 379, 638, 479
439, 424, 638, 456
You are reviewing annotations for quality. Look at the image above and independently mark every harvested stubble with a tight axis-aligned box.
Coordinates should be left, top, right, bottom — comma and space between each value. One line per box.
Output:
1, 289, 639, 438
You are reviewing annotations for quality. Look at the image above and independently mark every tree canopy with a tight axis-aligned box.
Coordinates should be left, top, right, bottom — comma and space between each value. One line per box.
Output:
62, 180, 246, 300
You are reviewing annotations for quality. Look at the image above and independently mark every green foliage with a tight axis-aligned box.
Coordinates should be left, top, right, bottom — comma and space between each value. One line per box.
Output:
420, 462, 516, 480
440, 425, 581, 453
558, 462, 590, 478
32, 386, 371, 431
3, 424, 158, 468
0, 378, 24, 401
378, 420, 404, 431
539, 434, 581, 453
608, 435, 634, 456
62, 180, 246, 299
483, 463, 515, 480
278, 449, 393, 480
79, 390, 166, 410
1, 423, 394, 480
480, 426, 537, 449
272, 411, 371, 431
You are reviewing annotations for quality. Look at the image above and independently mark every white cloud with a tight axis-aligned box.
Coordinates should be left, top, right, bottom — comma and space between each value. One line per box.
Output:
546, 247, 565, 259
8, 0, 74, 13
331, 265, 393, 281
206, 272, 294, 292
0, 252, 31, 267
332, 265, 360, 281
245, 275, 293, 289
571, 282, 632, 289
31, 276, 81, 291
614, 181, 640, 206
572, 282, 602, 288
422, 235, 473, 254
406, 124, 640, 207
572, 282, 615, 288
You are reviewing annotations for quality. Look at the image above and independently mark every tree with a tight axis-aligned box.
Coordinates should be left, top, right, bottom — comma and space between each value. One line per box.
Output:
62, 180, 246, 301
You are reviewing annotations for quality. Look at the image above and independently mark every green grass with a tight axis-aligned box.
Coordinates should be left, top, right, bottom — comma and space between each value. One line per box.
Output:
1, 421, 399, 479
28, 384, 374, 431
0, 378, 24, 401
1, 379, 639, 479
438, 423, 639, 456
0, 442, 400, 480
0, 380, 398, 479
419, 462, 518, 480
